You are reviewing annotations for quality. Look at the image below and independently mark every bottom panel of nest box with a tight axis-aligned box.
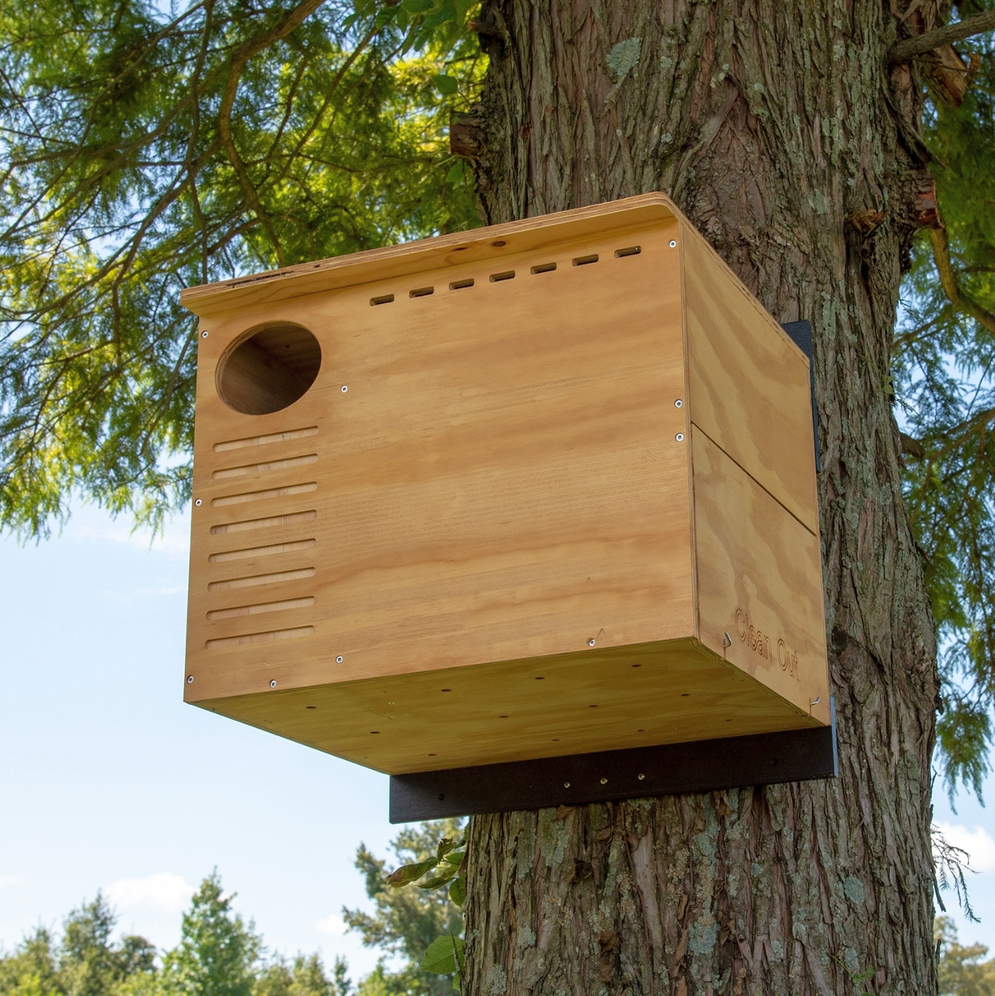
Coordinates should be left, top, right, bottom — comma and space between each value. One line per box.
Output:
194, 637, 826, 775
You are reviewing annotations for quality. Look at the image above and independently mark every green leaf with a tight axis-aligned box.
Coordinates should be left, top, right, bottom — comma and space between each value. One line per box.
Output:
448, 875, 466, 907
420, 934, 465, 975
433, 74, 459, 96
417, 873, 456, 890
446, 161, 465, 184
386, 857, 437, 887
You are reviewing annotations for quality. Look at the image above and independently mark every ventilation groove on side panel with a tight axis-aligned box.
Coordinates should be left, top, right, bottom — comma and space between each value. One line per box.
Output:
214, 427, 318, 452
210, 510, 317, 535
207, 596, 315, 620
212, 482, 317, 506
206, 626, 314, 649
212, 453, 317, 480
209, 539, 316, 563
208, 567, 315, 591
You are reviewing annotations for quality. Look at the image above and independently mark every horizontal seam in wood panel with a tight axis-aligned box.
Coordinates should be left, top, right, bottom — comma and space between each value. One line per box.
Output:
690, 422, 817, 537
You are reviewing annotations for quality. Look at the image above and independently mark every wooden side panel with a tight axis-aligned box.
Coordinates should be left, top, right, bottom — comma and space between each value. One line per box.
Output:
199, 639, 820, 774
185, 220, 693, 706
682, 225, 818, 532
691, 428, 830, 725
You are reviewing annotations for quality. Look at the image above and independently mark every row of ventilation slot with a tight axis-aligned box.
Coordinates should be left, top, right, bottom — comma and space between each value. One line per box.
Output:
206, 428, 317, 645
370, 245, 642, 306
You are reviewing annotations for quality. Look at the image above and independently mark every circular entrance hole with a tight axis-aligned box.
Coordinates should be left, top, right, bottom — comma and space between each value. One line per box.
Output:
216, 322, 321, 415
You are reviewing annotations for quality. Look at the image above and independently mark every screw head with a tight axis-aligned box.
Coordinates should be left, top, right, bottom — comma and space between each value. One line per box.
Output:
637, 773, 645, 781
669, 240, 677, 248
269, 679, 277, 688
600, 777, 608, 785
588, 638, 596, 647
563, 781, 571, 788
201, 330, 209, 338
194, 499, 202, 506
341, 385, 348, 393
676, 432, 685, 442
186, 675, 194, 684
336, 655, 343, 663
675, 399, 683, 408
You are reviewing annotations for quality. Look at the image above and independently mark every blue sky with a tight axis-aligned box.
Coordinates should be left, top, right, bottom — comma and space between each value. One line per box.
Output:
1, 504, 993, 971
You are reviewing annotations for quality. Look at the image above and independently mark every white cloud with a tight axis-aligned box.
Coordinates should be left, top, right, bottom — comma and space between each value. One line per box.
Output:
936, 822, 995, 873
315, 914, 348, 937
106, 873, 195, 913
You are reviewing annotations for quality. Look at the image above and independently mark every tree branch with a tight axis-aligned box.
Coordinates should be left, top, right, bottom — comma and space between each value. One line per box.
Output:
889, 10, 995, 64
218, 0, 328, 267
929, 226, 995, 338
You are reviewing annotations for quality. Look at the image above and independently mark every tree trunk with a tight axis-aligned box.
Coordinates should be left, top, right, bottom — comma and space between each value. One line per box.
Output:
462, 2, 940, 993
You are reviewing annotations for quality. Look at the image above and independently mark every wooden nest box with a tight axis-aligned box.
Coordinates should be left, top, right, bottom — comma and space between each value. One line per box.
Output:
181, 193, 833, 818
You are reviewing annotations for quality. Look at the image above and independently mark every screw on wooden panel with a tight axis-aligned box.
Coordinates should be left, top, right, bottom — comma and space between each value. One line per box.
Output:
723, 632, 732, 647
195, 499, 202, 506
675, 399, 683, 408
676, 433, 685, 441
341, 385, 348, 393
564, 781, 571, 788
201, 330, 209, 338
637, 773, 645, 780
187, 675, 194, 684
600, 777, 608, 785
336, 655, 343, 663
588, 638, 596, 646
669, 240, 677, 248
269, 679, 277, 688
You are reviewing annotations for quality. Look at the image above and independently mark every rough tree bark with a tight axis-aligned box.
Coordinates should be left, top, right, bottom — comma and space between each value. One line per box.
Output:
461, 2, 941, 993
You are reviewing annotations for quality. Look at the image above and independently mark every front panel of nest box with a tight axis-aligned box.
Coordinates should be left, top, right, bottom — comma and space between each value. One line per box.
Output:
184, 215, 695, 763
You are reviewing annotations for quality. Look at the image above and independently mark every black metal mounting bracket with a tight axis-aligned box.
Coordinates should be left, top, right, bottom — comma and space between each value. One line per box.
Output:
781, 320, 821, 472
389, 699, 837, 822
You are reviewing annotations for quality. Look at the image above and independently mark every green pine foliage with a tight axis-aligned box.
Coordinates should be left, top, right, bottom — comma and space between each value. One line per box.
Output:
895, 12, 995, 797
0, 0, 481, 536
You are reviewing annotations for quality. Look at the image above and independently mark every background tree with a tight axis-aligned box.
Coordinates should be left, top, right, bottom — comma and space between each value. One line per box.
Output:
161, 874, 260, 996
4, 0, 995, 992
937, 916, 995, 996
0, 896, 154, 996
343, 819, 464, 996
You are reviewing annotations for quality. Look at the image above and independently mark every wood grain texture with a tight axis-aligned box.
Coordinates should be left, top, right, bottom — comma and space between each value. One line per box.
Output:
186, 217, 694, 708
682, 221, 819, 532
692, 427, 830, 724
181, 195, 678, 317
200, 639, 818, 774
